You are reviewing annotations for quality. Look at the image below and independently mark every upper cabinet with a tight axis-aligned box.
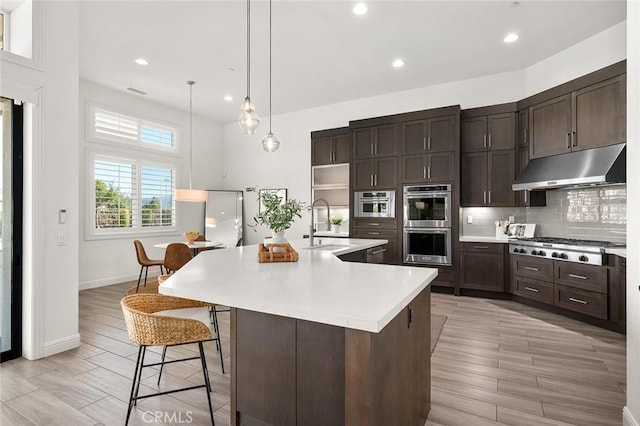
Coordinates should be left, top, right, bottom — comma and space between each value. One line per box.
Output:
461, 112, 516, 153
402, 115, 456, 155
353, 124, 397, 159
311, 127, 351, 166
529, 74, 626, 159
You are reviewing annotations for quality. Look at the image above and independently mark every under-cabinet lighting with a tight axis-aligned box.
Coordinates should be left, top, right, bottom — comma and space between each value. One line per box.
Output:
134, 58, 149, 65
353, 3, 368, 15
504, 33, 519, 43
392, 59, 405, 68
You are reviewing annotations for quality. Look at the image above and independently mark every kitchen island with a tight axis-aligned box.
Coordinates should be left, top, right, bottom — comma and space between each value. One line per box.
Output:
159, 238, 437, 426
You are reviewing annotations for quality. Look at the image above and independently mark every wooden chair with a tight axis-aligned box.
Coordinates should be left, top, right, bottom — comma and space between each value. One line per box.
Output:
133, 240, 164, 292
121, 294, 216, 425
195, 234, 216, 253
163, 242, 193, 273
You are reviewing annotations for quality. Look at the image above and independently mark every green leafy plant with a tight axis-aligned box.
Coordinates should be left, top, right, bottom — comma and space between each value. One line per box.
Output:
247, 187, 305, 233
330, 217, 343, 225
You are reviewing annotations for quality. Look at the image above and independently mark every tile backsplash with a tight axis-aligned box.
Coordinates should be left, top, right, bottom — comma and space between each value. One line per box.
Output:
460, 185, 627, 243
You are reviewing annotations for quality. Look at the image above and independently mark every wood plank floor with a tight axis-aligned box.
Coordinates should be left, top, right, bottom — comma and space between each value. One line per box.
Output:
0, 282, 626, 425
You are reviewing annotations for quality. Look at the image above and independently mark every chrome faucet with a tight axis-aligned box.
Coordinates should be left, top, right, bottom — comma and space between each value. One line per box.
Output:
309, 198, 330, 246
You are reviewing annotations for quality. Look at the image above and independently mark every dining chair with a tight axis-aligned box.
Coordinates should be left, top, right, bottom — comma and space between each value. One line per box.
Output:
121, 294, 216, 425
163, 242, 193, 273
195, 234, 216, 253
133, 240, 165, 292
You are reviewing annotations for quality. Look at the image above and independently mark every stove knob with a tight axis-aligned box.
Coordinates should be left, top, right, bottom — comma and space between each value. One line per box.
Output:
538, 251, 546, 256
551, 252, 559, 258
579, 255, 588, 262
531, 250, 538, 255
513, 248, 520, 253
519, 249, 527, 254
560, 253, 568, 259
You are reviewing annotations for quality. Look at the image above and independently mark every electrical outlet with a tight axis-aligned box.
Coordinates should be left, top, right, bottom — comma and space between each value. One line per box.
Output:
467, 216, 473, 224
508, 215, 515, 223
57, 233, 66, 246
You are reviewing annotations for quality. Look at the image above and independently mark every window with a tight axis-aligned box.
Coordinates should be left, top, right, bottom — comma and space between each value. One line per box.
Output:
91, 154, 176, 236
89, 105, 177, 150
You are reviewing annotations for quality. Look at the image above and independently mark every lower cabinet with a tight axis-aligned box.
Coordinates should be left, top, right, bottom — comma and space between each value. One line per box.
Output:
459, 242, 506, 292
232, 288, 431, 426
352, 219, 399, 265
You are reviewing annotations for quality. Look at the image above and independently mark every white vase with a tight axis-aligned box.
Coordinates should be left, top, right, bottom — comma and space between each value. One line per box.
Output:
331, 224, 341, 234
270, 230, 287, 252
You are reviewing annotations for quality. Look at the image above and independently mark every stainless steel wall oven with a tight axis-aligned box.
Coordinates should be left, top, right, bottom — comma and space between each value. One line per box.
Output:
354, 190, 396, 218
403, 228, 452, 265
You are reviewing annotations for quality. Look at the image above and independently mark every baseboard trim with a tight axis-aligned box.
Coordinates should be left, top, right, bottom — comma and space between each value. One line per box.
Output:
79, 272, 160, 291
43, 333, 81, 357
624, 407, 639, 426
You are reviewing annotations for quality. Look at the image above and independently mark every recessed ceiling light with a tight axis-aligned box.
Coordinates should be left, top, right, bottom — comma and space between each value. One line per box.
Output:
353, 3, 368, 15
134, 58, 149, 65
504, 33, 519, 43
392, 59, 405, 68
224, 95, 233, 102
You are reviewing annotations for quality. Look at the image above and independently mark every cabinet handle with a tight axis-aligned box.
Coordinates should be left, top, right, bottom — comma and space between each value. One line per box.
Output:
483, 134, 487, 148
427, 136, 431, 151
423, 137, 427, 151
407, 306, 413, 328
524, 128, 528, 145
566, 133, 571, 149
374, 174, 378, 186
423, 166, 426, 179
370, 248, 387, 255
488, 191, 491, 204
569, 297, 588, 305
374, 142, 378, 155
572, 131, 577, 147
568, 273, 588, 280
368, 232, 380, 235
427, 166, 431, 180
370, 174, 374, 186
524, 266, 539, 271
524, 190, 528, 204
368, 223, 380, 226
483, 191, 487, 204
524, 286, 540, 293
371, 143, 374, 156
473, 246, 489, 249
488, 134, 492, 148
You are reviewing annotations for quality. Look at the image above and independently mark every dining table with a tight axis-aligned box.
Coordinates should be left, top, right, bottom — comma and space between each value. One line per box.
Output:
153, 240, 226, 256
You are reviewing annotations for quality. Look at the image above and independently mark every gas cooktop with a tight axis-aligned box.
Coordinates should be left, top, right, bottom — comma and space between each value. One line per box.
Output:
509, 237, 625, 266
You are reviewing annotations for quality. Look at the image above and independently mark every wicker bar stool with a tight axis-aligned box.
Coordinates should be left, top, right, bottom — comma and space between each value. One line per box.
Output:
121, 294, 216, 425
133, 240, 165, 292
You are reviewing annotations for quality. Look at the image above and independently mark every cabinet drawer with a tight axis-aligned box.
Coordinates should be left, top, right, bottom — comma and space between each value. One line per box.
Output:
513, 276, 553, 304
460, 242, 504, 254
554, 284, 607, 320
353, 219, 397, 230
511, 255, 553, 281
432, 266, 455, 288
353, 229, 397, 239
554, 262, 607, 293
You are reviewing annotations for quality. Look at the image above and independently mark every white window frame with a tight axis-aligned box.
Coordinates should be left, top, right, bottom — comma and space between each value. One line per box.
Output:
87, 102, 179, 153
86, 149, 179, 240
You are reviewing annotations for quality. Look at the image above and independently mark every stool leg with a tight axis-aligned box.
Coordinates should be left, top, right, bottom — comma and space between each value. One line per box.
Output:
198, 342, 215, 425
126, 346, 144, 425
135, 266, 144, 292
157, 345, 168, 386
133, 346, 147, 407
211, 308, 225, 374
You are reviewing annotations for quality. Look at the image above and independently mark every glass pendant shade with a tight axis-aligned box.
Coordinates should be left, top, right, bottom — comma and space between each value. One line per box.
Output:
262, 131, 280, 152
175, 188, 208, 202
239, 97, 260, 134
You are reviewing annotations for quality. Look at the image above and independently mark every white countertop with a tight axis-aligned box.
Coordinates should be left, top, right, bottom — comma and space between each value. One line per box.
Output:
459, 236, 512, 244
605, 248, 627, 258
313, 230, 350, 238
159, 237, 437, 333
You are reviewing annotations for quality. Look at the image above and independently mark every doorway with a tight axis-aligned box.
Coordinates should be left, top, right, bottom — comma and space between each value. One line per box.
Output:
0, 97, 23, 362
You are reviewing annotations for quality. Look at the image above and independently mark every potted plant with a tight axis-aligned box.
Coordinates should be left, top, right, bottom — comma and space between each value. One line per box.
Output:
184, 230, 200, 244
248, 188, 304, 246
330, 217, 343, 233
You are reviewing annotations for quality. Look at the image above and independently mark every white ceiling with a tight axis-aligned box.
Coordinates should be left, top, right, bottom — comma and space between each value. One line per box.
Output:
78, 1, 626, 124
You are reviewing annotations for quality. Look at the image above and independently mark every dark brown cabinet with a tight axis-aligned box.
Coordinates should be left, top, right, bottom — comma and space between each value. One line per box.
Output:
402, 115, 456, 155
402, 152, 455, 184
529, 75, 626, 159
460, 150, 515, 207
353, 124, 397, 159
515, 109, 546, 207
352, 157, 397, 190
459, 243, 506, 292
311, 128, 351, 165
461, 112, 515, 153
353, 220, 398, 265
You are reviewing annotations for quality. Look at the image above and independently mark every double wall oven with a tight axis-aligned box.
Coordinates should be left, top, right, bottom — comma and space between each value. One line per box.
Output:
403, 184, 452, 265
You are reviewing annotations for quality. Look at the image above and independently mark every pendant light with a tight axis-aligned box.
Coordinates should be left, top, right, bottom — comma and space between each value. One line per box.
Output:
175, 80, 207, 202
239, 0, 260, 134
262, 0, 280, 152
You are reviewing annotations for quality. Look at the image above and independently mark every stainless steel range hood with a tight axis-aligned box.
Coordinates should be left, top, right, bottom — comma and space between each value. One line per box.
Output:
512, 143, 626, 191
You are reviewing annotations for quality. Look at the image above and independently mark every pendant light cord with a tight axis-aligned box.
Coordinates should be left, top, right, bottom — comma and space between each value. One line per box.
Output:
188, 80, 194, 190
269, 0, 272, 132
247, 0, 251, 98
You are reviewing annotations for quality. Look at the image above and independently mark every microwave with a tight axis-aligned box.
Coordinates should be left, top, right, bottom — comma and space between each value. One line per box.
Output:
354, 190, 396, 218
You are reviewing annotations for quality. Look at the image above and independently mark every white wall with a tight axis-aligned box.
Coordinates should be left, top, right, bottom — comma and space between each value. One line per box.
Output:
78, 80, 225, 289
223, 22, 626, 246
1, 1, 79, 359
624, 3, 639, 425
